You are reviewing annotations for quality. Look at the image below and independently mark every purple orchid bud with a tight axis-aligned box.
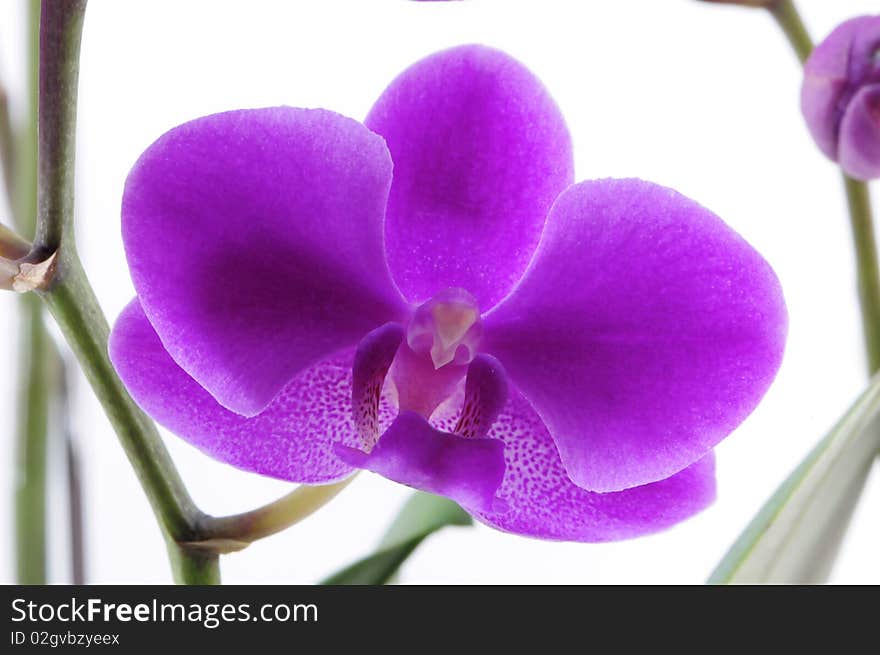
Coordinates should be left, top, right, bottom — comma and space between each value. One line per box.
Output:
109, 45, 787, 542
802, 15, 880, 180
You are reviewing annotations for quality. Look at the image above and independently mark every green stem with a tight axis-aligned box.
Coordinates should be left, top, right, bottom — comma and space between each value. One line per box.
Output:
843, 176, 880, 374
26, 0, 352, 584
16, 0, 39, 238
33, 0, 85, 255
0, 80, 14, 203
11, 0, 48, 585
33, 0, 218, 584
194, 477, 356, 552
766, 2, 880, 376
59, 366, 86, 584
14, 296, 51, 583
66, 436, 86, 584
42, 253, 217, 583
40, 260, 199, 534
767, 0, 812, 64
0, 224, 31, 259
167, 542, 221, 585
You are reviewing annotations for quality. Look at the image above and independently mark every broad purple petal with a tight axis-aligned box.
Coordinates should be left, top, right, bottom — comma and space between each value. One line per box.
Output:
336, 410, 506, 512
109, 299, 399, 484
122, 107, 408, 417
485, 179, 787, 492
366, 45, 574, 310
838, 84, 880, 181
470, 389, 716, 542
801, 16, 880, 161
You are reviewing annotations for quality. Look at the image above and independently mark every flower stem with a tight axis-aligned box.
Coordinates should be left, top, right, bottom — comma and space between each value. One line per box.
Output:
767, 0, 812, 64
42, 251, 217, 582
0, 224, 31, 259
59, 365, 86, 584
32, 0, 86, 256
166, 542, 221, 585
66, 436, 86, 584
16, 0, 39, 240
27, 0, 354, 584
0, 79, 15, 203
11, 0, 49, 585
14, 296, 51, 583
766, 2, 880, 377
192, 477, 357, 553
32, 0, 218, 584
843, 176, 880, 375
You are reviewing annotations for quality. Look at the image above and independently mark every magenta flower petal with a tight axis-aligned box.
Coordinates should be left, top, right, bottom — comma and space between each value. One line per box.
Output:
485, 179, 787, 492
122, 107, 408, 417
335, 411, 506, 512
470, 390, 716, 542
801, 15, 880, 176
109, 299, 378, 484
365, 45, 574, 310
838, 84, 880, 181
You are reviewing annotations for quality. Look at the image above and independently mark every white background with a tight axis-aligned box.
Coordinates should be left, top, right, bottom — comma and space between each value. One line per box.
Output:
1, 0, 879, 584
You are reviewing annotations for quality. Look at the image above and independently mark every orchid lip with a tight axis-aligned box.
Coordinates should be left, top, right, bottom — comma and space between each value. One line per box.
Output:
406, 287, 483, 369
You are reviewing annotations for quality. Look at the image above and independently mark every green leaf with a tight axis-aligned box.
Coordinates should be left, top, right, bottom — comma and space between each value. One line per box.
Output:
321, 492, 472, 585
709, 375, 880, 584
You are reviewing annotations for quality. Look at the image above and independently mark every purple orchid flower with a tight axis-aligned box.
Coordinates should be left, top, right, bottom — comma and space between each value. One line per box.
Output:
802, 15, 880, 181
109, 45, 787, 542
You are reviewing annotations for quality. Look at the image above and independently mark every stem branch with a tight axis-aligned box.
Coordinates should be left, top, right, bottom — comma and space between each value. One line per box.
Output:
192, 477, 356, 553
0, 223, 31, 259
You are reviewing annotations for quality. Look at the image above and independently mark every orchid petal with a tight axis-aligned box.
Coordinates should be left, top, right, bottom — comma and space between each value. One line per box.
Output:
838, 84, 880, 181
352, 322, 406, 448
366, 45, 573, 310
452, 354, 509, 438
335, 412, 506, 512
485, 179, 787, 492
122, 107, 408, 417
109, 299, 399, 484
470, 389, 717, 541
